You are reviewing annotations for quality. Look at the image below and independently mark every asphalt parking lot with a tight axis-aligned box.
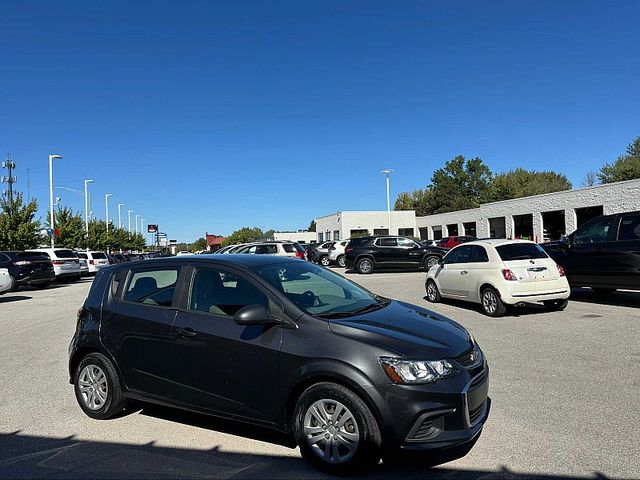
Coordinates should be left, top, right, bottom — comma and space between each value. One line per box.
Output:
1, 270, 639, 479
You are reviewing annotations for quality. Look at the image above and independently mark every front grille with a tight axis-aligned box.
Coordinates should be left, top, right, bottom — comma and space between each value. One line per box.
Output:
469, 402, 485, 424
455, 346, 481, 368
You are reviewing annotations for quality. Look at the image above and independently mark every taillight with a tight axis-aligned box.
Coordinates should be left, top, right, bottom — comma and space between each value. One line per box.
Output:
502, 269, 517, 281
557, 264, 566, 277
90, 260, 95, 265
295, 251, 305, 259
52, 260, 65, 265
345, 248, 353, 253
15, 260, 33, 265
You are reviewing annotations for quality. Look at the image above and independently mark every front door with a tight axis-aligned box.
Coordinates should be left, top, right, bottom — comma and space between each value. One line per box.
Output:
564, 215, 617, 286
375, 237, 398, 265
397, 237, 423, 267
169, 266, 282, 425
435, 245, 473, 297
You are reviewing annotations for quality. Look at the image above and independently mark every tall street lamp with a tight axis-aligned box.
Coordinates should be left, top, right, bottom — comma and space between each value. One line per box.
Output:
84, 179, 94, 247
105, 194, 113, 232
381, 169, 394, 234
48, 154, 63, 247
128, 209, 133, 234
118, 203, 124, 229
141, 218, 146, 237
135, 215, 141, 234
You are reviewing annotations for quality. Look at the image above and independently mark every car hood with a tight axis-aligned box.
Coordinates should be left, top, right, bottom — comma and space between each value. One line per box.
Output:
328, 300, 472, 359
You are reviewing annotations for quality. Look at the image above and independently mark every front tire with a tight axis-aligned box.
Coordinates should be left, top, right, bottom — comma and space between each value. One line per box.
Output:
425, 280, 441, 303
544, 298, 569, 311
293, 382, 382, 475
319, 255, 330, 267
481, 287, 506, 317
73, 352, 126, 419
336, 255, 346, 268
356, 257, 374, 274
423, 255, 440, 271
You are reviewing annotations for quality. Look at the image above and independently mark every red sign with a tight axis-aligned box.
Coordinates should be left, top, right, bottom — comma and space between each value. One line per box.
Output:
147, 224, 158, 233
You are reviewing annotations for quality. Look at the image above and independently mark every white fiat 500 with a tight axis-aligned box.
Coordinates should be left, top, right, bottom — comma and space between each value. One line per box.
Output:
425, 239, 570, 316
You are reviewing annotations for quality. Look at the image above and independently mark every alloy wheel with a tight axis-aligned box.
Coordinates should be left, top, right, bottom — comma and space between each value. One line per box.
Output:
320, 256, 330, 267
337, 256, 346, 268
358, 259, 372, 273
303, 399, 360, 464
78, 365, 108, 410
482, 290, 497, 314
427, 282, 437, 301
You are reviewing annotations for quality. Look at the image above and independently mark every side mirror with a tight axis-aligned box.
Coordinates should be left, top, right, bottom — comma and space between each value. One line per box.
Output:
561, 235, 572, 246
233, 304, 273, 326
438, 258, 445, 266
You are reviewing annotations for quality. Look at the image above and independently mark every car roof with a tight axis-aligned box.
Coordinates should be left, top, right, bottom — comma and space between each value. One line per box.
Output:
119, 254, 303, 269
464, 239, 537, 248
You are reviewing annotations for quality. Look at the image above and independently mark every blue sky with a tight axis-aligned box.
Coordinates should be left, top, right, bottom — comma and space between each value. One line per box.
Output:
1, 1, 638, 242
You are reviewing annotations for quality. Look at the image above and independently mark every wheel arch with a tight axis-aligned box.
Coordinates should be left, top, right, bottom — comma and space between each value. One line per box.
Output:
69, 344, 124, 388
354, 254, 375, 265
479, 282, 501, 298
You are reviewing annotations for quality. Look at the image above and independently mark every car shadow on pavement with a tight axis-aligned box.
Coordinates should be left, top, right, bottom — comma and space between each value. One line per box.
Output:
0, 430, 614, 480
421, 296, 554, 318
569, 287, 640, 309
0, 295, 32, 303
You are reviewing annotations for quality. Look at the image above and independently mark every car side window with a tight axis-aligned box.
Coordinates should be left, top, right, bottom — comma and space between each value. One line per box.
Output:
0, 253, 10, 263
378, 238, 397, 247
618, 215, 640, 241
443, 248, 459, 264
397, 237, 416, 248
188, 268, 267, 317
123, 268, 180, 307
574, 217, 614, 245
471, 246, 489, 262
454, 246, 474, 263
256, 244, 277, 254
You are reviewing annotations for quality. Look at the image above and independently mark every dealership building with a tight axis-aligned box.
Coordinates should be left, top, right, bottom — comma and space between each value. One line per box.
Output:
315, 178, 640, 243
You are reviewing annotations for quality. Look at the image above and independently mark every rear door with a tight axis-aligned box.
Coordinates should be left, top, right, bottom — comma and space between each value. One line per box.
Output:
374, 237, 397, 265
169, 265, 282, 424
101, 263, 184, 398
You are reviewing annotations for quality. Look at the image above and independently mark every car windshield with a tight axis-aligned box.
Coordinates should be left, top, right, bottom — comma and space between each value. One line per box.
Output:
54, 249, 76, 258
251, 261, 388, 318
496, 243, 548, 261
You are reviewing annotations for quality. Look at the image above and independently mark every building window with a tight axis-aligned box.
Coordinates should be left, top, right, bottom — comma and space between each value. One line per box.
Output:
398, 228, 414, 237
541, 210, 565, 242
513, 214, 533, 240
419, 227, 429, 240
373, 228, 389, 236
447, 224, 459, 236
488, 217, 506, 239
350, 229, 369, 238
318, 233, 324, 242
463, 222, 477, 238
575, 205, 604, 227
333, 230, 340, 241
432, 226, 443, 240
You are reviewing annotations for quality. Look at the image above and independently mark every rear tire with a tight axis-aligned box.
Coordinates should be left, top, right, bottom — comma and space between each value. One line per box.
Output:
319, 255, 330, 267
73, 352, 127, 420
544, 298, 569, 311
293, 382, 381, 475
480, 287, 506, 317
337, 255, 346, 268
356, 257, 374, 274
425, 280, 441, 303
423, 255, 440, 271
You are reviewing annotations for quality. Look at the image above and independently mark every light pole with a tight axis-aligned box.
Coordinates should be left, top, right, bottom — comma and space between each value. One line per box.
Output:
128, 209, 133, 234
48, 154, 63, 247
381, 169, 394, 234
84, 180, 94, 247
141, 218, 146, 244
105, 194, 112, 232
135, 215, 141, 234
118, 203, 124, 229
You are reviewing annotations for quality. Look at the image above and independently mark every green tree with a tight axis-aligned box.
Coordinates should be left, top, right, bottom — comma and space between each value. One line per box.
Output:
0, 192, 41, 250
598, 137, 640, 183
308, 220, 316, 232
222, 227, 264, 246
487, 168, 572, 202
394, 188, 434, 216
191, 237, 207, 251
426, 156, 492, 214
45, 207, 85, 248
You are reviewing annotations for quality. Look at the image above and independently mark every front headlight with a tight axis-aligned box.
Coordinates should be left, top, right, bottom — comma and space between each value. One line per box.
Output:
380, 357, 454, 384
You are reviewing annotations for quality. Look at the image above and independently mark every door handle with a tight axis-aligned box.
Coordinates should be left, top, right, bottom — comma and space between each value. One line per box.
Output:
178, 327, 197, 338
461, 270, 469, 275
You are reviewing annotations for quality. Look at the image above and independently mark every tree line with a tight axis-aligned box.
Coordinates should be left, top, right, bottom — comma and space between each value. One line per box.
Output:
0, 190, 146, 251
395, 136, 640, 216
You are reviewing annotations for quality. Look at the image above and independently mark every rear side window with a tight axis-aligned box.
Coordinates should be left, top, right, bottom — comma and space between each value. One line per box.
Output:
255, 244, 278, 254
377, 238, 397, 247
618, 215, 640, 241
282, 244, 295, 253
124, 268, 180, 307
471, 246, 489, 262
92, 252, 107, 259
496, 243, 548, 261
77, 253, 88, 259
347, 238, 371, 248
55, 249, 76, 258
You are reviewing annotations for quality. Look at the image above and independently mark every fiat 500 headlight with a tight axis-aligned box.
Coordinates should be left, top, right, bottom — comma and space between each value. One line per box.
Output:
380, 357, 454, 384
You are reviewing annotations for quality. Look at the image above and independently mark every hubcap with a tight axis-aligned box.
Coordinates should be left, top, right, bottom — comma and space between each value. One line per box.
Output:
426, 257, 438, 268
78, 365, 108, 410
338, 257, 345, 267
321, 257, 330, 266
303, 399, 359, 464
427, 282, 436, 300
359, 260, 372, 273
483, 291, 497, 314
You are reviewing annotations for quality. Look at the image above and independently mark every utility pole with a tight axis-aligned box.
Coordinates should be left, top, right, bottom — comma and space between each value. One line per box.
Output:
381, 169, 394, 234
1, 154, 17, 204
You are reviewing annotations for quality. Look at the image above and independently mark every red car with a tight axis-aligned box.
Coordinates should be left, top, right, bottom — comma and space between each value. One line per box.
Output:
435, 235, 476, 249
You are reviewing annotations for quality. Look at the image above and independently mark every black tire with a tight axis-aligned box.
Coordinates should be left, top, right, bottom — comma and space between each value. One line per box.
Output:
591, 287, 616, 295
337, 255, 346, 268
425, 280, 441, 303
480, 287, 507, 317
73, 352, 126, 420
423, 255, 440, 271
544, 298, 569, 311
35, 282, 51, 290
319, 255, 331, 267
356, 257, 374, 274
293, 382, 382, 475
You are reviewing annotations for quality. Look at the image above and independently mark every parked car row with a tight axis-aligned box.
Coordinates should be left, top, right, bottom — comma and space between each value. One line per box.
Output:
213, 240, 307, 259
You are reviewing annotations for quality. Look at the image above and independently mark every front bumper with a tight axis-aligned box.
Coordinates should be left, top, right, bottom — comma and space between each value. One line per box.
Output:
371, 362, 490, 451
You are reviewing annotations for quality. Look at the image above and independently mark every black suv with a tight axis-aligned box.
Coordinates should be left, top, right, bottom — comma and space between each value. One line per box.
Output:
344, 236, 447, 274
0, 251, 55, 290
69, 255, 489, 474
542, 211, 640, 293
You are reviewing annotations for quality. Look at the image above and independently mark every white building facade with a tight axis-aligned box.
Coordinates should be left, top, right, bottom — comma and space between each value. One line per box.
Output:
314, 210, 418, 242
272, 231, 317, 244
416, 179, 640, 242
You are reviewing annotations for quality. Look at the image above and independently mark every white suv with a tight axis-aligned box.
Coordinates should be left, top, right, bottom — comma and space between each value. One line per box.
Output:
237, 242, 306, 259
27, 248, 81, 282
0, 268, 13, 294
425, 239, 570, 317
77, 251, 110, 274
328, 240, 350, 267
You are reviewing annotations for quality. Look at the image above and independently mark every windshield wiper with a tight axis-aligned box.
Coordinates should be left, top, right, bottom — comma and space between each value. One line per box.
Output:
317, 297, 391, 319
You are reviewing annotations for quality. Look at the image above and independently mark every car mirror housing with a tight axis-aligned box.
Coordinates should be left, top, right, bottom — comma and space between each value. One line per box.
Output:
233, 304, 297, 329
